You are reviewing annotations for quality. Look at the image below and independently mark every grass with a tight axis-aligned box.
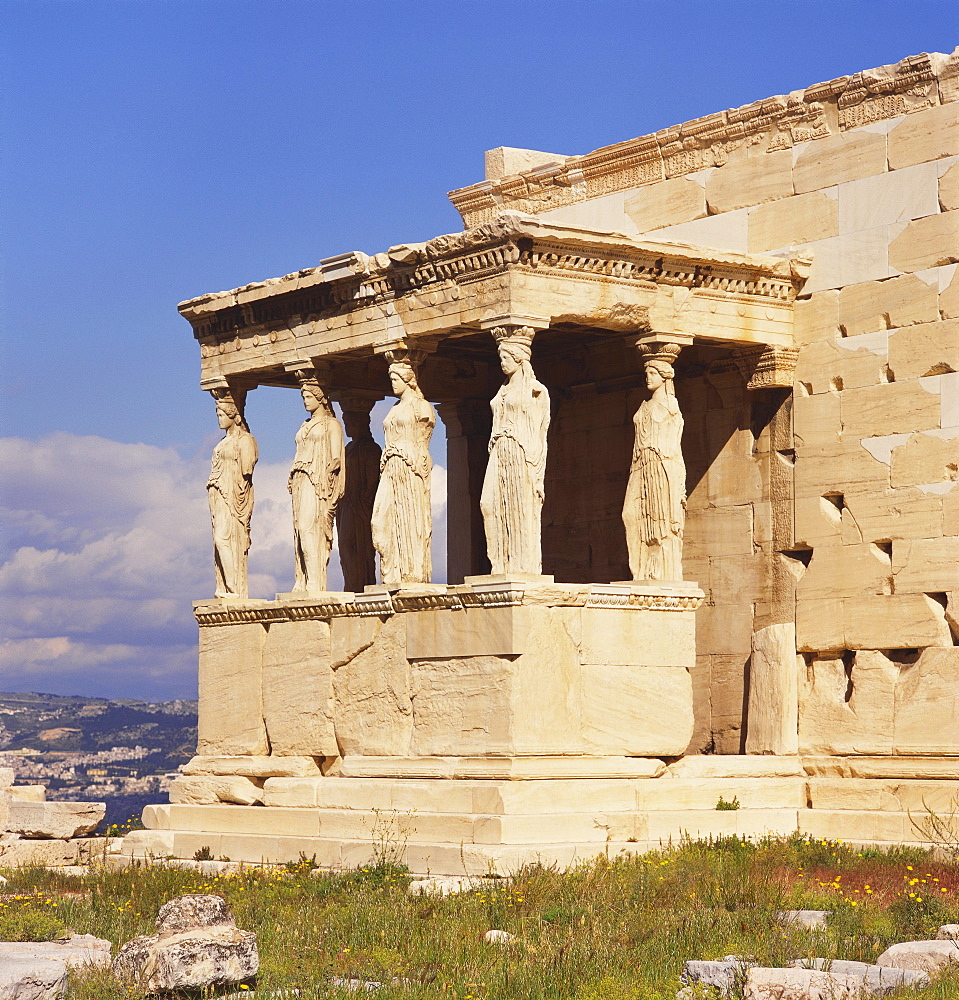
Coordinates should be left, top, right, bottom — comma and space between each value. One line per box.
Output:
0, 834, 957, 998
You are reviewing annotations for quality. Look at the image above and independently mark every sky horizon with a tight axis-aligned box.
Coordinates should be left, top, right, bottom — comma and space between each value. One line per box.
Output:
2, 0, 956, 700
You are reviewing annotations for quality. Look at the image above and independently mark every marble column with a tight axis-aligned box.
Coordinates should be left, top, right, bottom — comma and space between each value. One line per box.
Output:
479, 320, 551, 577
336, 396, 382, 593
622, 336, 691, 582
370, 348, 436, 587
437, 399, 492, 584
206, 384, 258, 599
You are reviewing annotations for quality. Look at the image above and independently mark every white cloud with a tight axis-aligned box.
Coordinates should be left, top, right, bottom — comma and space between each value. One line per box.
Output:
0, 432, 449, 698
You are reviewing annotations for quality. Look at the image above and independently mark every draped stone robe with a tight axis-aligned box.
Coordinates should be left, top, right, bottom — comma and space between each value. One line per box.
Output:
480, 372, 550, 575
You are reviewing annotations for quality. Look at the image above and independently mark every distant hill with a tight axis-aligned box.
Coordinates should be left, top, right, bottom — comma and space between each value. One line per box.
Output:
0, 691, 197, 767
0, 692, 198, 829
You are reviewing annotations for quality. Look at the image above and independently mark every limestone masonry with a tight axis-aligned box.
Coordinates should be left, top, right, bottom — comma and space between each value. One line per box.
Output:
124, 49, 959, 873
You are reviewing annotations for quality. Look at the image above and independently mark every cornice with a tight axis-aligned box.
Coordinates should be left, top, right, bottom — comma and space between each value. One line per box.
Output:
180, 213, 807, 345
448, 50, 957, 227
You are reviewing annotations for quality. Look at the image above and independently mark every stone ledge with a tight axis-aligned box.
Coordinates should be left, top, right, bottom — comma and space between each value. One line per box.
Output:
194, 581, 705, 626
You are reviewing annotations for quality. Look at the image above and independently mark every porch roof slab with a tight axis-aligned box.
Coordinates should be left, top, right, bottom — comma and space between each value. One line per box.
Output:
179, 212, 810, 387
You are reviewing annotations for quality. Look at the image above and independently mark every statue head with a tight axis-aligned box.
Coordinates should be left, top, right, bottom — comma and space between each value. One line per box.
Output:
644, 358, 675, 393
295, 370, 329, 415
211, 387, 249, 431
388, 360, 420, 396
493, 327, 535, 378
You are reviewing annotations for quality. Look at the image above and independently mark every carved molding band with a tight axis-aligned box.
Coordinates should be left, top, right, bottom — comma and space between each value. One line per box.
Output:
449, 51, 949, 226
194, 584, 705, 626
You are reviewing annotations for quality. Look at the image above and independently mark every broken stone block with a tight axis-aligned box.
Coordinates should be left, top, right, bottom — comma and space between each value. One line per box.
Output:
791, 958, 929, 990
7, 801, 105, 839
169, 775, 264, 806
113, 894, 258, 993
777, 909, 831, 929
8, 786, 46, 803
681, 955, 754, 995
875, 938, 959, 973
744, 966, 896, 999
706, 149, 793, 214
938, 925, 959, 940
793, 130, 887, 193
0, 956, 67, 999
888, 103, 959, 171
890, 432, 959, 488
625, 175, 706, 233
748, 191, 839, 253
888, 319, 959, 380
894, 649, 959, 755
839, 274, 938, 338
745, 624, 799, 756
888, 211, 959, 273
0, 936, 112, 970
261, 618, 336, 756
198, 621, 268, 756
941, 161, 959, 212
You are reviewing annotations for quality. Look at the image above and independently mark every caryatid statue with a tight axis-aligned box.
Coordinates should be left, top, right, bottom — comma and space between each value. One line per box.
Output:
336, 397, 381, 593
207, 385, 258, 599
480, 326, 551, 576
370, 349, 435, 587
622, 341, 687, 581
289, 368, 346, 595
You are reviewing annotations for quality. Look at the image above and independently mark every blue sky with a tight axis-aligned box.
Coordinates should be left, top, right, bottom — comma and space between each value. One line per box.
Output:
1, 0, 956, 699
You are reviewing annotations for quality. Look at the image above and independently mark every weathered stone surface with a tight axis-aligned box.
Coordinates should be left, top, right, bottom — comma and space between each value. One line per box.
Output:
113, 894, 257, 993
890, 431, 959, 488
794, 130, 887, 192
748, 191, 838, 252
169, 775, 264, 806
745, 624, 799, 756
894, 648, 959, 755
942, 267, 959, 319
681, 955, 754, 994
888, 211, 959, 273
799, 650, 896, 755
182, 755, 322, 778
262, 618, 336, 756
888, 103, 959, 170
8, 786, 45, 803
484, 146, 567, 180
888, 319, 959, 380
838, 161, 940, 234
941, 161, 959, 212
892, 537, 959, 592
791, 958, 929, 990
113, 926, 258, 993
875, 938, 959, 973
744, 966, 875, 999
8, 801, 104, 839
157, 894, 235, 933
839, 274, 939, 337
624, 175, 705, 232
777, 910, 831, 929
840, 382, 941, 439
793, 291, 841, 346
483, 930, 515, 945
197, 622, 268, 755
667, 755, 804, 778
938, 925, 959, 940
706, 150, 793, 214
0, 936, 111, 970
0, 956, 67, 1000
332, 615, 412, 757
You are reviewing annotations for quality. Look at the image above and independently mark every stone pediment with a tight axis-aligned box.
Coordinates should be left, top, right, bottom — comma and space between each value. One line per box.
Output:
179, 212, 810, 392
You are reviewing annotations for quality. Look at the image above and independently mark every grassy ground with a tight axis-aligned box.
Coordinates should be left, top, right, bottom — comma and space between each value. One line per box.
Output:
1, 834, 958, 998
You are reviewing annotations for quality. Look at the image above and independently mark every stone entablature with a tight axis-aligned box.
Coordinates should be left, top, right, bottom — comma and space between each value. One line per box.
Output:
448, 51, 958, 227
193, 580, 704, 627
179, 215, 809, 390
